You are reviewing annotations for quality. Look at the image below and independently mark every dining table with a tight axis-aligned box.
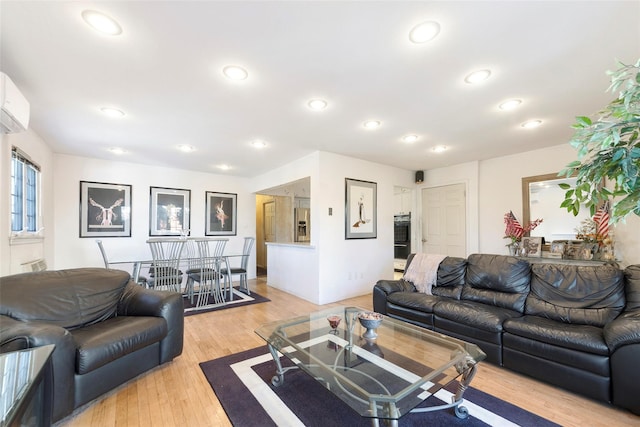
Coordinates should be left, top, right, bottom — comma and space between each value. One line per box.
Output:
108, 238, 245, 303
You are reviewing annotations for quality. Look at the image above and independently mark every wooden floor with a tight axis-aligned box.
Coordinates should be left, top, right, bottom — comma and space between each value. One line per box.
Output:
56, 278, 639, 426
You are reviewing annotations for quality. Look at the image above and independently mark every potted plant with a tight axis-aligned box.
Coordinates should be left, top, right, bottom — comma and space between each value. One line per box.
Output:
559, 59, 640, 224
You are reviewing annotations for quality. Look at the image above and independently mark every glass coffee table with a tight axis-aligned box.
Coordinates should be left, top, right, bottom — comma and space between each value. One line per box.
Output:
255, 306, 486, 426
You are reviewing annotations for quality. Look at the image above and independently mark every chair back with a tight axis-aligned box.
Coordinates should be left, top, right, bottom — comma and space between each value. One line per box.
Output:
195, 238, 228, 277
183, 238, 199, 272
96, 240, 110, 268
147, 238, 186, 292
240, 237, 255, 270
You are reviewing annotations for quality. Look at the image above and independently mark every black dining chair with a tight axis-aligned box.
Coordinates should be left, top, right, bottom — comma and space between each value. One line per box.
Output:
185, 238, 228, 306
96, 239, 147, 286
221, 237, 255, 296
146, 238, 186, 292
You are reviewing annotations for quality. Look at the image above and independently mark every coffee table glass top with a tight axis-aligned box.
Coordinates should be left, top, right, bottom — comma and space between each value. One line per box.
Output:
255, 306, 486, 420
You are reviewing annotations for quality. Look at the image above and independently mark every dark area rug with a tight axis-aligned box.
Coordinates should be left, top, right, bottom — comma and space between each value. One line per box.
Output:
183, 287, 269, 316
200, 346, 561, 427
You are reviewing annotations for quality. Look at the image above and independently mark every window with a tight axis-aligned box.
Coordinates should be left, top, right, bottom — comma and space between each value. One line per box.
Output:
11, 148, 40, 233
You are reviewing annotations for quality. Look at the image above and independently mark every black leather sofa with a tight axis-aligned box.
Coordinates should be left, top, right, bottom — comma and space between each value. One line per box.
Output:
373, 253, 640, 415
0, 268, 184, 422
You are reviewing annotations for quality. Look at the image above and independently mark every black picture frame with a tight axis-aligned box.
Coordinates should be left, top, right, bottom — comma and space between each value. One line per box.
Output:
345, 178, 377, 239
149, 187, 191, 236
205, 191, 237, 236
79, 181, 132, 238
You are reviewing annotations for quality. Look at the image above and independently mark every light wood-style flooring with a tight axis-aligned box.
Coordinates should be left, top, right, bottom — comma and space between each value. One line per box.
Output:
56, 278, 638, 426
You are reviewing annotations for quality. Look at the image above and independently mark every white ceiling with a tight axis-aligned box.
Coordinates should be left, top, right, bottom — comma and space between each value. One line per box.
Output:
1, 1, 639, 177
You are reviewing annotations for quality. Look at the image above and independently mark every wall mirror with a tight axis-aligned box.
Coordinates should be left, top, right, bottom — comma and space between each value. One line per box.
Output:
522, 173, 591, 248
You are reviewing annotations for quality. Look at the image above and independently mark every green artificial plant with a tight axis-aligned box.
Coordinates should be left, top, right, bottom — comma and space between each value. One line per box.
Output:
560, 59, 640, 224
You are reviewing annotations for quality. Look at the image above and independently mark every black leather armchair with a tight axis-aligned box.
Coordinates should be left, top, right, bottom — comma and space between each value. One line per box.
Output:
0, 268, 184, 422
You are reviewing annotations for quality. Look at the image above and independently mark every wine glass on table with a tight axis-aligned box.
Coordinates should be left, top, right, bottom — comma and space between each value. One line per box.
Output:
327, 315, 341, 335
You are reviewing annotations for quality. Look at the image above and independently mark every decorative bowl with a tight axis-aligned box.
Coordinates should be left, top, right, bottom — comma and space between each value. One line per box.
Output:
357, 311, 383, 339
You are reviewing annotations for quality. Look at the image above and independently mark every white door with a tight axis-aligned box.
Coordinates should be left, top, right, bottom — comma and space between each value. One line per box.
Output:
262, 201, 276, 267
421, 184, 466, 257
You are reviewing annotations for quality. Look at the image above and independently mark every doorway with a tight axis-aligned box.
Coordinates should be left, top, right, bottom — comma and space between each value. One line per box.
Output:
421, 183, 466, 257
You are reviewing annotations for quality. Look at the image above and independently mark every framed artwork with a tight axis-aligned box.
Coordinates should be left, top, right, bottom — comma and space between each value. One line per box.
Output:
550, 241, 566, 258
149, 187, 191, 236
79, 181, 132, 238
205, 191, 237, 236
345, 178, 377, 239
520, 236, 543, 257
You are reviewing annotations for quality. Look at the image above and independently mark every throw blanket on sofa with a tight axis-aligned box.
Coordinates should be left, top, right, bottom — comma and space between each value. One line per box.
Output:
403, 253, 447, 294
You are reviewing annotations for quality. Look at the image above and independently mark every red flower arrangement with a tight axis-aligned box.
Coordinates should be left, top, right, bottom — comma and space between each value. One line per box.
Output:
504, 211, 543, 244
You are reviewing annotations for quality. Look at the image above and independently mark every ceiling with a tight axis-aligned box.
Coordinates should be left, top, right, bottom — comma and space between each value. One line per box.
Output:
1, 1, 639, 178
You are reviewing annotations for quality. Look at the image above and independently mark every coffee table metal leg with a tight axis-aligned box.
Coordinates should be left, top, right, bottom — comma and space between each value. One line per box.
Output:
409, 360, 478, 419
368, 400, 399, 427
267, 344, 298, 386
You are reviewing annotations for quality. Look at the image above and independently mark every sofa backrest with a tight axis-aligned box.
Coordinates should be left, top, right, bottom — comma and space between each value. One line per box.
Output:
403, 254, 467, 298
525, 263, 625, 327
0, 268, 131, 330
462, 254, 531, 312
624, 265, 640, 312
433, 256, 466, 299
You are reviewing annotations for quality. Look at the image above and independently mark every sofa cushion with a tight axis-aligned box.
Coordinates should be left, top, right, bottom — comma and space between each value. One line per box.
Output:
0, 268, 131, 330
71, 316, 167, 374
388, 292, 441, 314
461, 254, 531, 312
525, 264, 625, 327
504, 315, 609, 356
433, 299, 522, 333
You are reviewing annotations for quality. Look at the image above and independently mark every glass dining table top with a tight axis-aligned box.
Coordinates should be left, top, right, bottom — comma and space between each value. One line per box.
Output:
255, 306, 486, 421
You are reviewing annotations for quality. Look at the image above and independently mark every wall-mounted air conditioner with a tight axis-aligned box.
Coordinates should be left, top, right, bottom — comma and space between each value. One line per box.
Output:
0, 72, 30, 134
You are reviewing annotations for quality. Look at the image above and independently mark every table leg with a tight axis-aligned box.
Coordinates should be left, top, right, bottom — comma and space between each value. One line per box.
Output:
132, 262, 142, 285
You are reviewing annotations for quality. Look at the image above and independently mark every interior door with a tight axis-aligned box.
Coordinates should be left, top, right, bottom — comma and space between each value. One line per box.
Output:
421, 184, 466, 257
262, 201, 276, 268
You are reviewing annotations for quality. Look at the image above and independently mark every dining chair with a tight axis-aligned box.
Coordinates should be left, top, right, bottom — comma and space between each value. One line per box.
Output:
186, 238, 228, 306
221, 237, 255, 296
146, 238, 186, 292
96, 239, 148, 286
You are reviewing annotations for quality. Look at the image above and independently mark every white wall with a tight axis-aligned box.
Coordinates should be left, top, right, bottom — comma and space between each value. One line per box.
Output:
0, 129, 54, 275
52, 154, 256, 274
251, 151, 414, 304
477, 143, 639, 266
316, 152, 413, 304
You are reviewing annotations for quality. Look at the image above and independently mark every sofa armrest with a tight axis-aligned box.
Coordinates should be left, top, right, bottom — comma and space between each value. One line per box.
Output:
604, 311, 640, 351
117, 282, 184, 363
605, 310, 640, 414
0, 315, 76, 421
373, 279, 416, 314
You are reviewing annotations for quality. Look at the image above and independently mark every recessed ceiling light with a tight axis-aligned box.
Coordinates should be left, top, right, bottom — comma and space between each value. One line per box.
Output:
307, 99, 328, 111
81, 10, 122, 35
409, 21, 441, 44
108, 147, 126, 155
521, 119, 543, 129
100, 107, 125, 118
498, 99, 522, 111
432, 145, 448, 153
402, 134, 419, 143
464, 69, 491, 84
177, 144, 195, 153
363, 120, 381, 129
222, 65, 248, 80
251, 139, 267, 148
